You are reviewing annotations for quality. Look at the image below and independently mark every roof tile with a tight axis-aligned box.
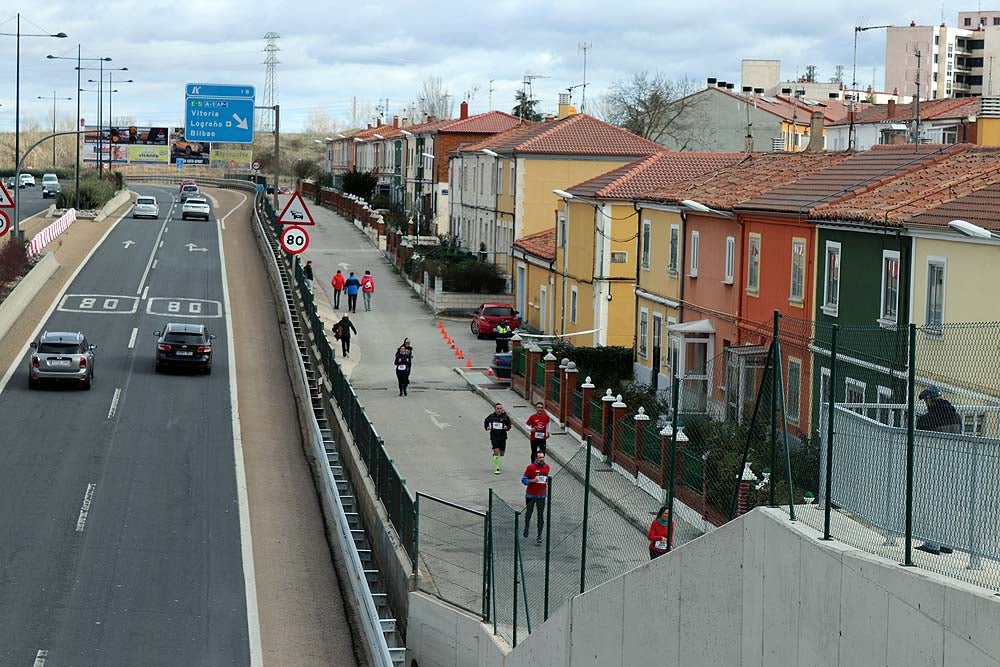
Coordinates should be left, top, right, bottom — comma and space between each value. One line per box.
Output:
567, 151, 745, 200
439, 111, 523, 134
512, 227, 556, 260
463, 114, 664, 157
828, 97, 980, 126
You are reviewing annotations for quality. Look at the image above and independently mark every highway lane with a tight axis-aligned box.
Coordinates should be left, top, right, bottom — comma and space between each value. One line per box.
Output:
0, 185, 252, 665
11, 183, 58, 222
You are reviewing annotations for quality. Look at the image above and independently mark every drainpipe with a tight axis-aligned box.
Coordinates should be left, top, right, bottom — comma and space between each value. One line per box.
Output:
632, 202, 643, 357
678, 208, 687, 323
560, 204, 568, 336
736, 214, 747, 338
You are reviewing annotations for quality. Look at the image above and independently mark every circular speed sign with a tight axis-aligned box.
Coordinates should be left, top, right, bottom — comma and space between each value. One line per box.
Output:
251, 160, 262, 171
0, 210, 10, 238
280, 225, 309, 254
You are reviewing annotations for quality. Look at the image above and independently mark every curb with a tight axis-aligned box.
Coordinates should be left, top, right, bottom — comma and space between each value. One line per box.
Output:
0, 253, 59, 345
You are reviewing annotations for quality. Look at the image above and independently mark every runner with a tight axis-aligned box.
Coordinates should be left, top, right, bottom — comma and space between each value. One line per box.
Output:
483, 402, 512, 474
525, 402, 550, 462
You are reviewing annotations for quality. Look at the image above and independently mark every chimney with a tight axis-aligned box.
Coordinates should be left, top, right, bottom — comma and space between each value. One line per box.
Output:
393, 116, 399, 128
805, 111, 826, 152
726, 83, 735, 90
717, 80, 727, 88
367, 123, 372, 130
460, 101, 469, 119
557, 92, 577, 119
910, 20, 917, 27
707, 77, 717, 87
888, 99, 897, 117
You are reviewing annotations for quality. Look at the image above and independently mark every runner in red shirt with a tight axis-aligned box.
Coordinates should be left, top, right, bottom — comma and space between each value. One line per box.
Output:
521, 451, 551, 545
648, 505, 674, 559
331, 269, 346, 310
525, 402, 550, 463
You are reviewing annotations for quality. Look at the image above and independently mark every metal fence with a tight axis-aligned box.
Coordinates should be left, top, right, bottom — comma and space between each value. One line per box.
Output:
415, 493, 488, 618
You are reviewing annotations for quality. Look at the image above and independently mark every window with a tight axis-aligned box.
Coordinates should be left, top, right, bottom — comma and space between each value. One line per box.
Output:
926, 257, 946, 334
822, 241, 841, 316
690, 231, 700, 277
641, 220, 651, 269
610, 251, 628, 263
880, 250, 900, 325
557, 214, 567, 248
935, 35, 940, 45
934, 54, 939, 64
639, 309, 649, 358
845, 378, 866, 415
963, 412, 987, 437
509, 160, 515, 194
786, 357, 802, 423
570, 286, 578, 324
877, 386, 896, 426
964, 17, 972, 25
790, 238, 806, 303
479, 167, 484, 194
724, 236, 735, 284
496, 162, 503, 195
995, 16, 1000, 25
747, 233, 761, 293
668, 225, 680, 274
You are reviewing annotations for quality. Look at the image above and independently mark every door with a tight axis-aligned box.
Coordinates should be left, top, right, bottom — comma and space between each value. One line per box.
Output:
651, 314, 663, 390
517, 265, 527, 318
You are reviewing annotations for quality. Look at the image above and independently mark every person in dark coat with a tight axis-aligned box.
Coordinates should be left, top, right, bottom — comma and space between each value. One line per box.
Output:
344, 272, 362, 313
394, 345, 412, 396
332, 315, 357, 357
303, 260, 314, 292
915, 385, 962, 555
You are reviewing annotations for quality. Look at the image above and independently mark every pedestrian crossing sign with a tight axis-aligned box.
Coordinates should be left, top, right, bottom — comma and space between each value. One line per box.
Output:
0, 180, 13, 208
277, 191, 316, 226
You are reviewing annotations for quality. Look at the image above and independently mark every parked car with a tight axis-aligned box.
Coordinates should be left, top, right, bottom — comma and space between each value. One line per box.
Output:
154, 323, 215, 373
471, 303, 521, 339
181, 197, 211, 220
491, 352, 512, 381
133, 195, 159, 219
6, 175, 15, 189
41, 173, 60, 199
277, 185, 291, 194
28, 331, 96, 390
179, 184, 200, 201
19, 173, 35, 188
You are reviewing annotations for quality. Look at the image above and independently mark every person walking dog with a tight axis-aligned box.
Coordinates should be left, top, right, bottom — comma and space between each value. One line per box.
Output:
394, 344, 412, 396
484, 402, 512, 474
331, 269, 346, 309
344, 271, 361, 313
521, 450, 550, 545
361, 270, 376, 311
332, 315, 357, 357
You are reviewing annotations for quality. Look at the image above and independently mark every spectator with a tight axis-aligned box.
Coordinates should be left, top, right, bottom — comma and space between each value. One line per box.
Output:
331, 269, 346, 310
521, 451, 550, 545
484, 402, 512, 475
303, 260, 314, 292
647, 505, 674, 560
495, 322, 512, 353
361, 270, 376, 311
401, 337, 413, 356
915, 385, 961, 555
394, 345, 412, 396
332, 315, 357, 358
525, 402, 550, 462
344, 271, 361, 313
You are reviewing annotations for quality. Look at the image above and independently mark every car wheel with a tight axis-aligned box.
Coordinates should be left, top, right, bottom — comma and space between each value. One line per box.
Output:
82, 376, 91, 391
184, 147, 192, 155
181, 214, 187, 220
28, 376, 38, 390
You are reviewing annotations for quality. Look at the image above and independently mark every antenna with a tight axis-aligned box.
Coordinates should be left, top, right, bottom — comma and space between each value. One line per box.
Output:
578, 42, 592, 113
520, 73, 548, 118
850, 22, 892, 149
488, 78, 495, 110
259, 32, 280, 133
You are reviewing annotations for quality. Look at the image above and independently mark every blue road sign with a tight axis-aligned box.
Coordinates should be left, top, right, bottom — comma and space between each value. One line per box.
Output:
177, 158, 184, 170
256, 184, 264, 192
185, 82, 256, 145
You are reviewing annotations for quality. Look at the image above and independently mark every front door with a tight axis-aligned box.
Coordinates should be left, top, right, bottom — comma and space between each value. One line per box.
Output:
651, 314, 663, 390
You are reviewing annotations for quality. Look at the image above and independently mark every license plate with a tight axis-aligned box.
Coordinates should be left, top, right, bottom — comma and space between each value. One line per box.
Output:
176, 351, 193, 356
49, 359, 71, 367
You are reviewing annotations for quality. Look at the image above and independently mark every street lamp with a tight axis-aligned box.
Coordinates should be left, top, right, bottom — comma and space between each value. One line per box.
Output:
37, 92, 73, 167
48, 50, 111, 209
90, 73, 132, 170
948, 219, 1000, 240
78, 64, 126, 175
1, 13, 66, 235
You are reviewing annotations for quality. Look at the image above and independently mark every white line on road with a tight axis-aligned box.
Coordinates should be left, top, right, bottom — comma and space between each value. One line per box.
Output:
164, 226, 168, 233
107, 387, 122, 419
158, 240, 163, 249
128, 327, 138, 349
141, 286, 149, 300
136, 199, 172, 295
32, 649, 47, 666
218, 190, 248, 232
75, 483, 95, 532
425, 409, 452, 430
152, 259, 158, 269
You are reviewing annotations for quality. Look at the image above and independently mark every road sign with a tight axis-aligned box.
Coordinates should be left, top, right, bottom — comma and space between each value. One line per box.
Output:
0, 210, 9, 237
185, 82, 256, 145
256, 184, 264, 193
0, 180, 13, 208
251, 160, 261, 171
177, 158, 185, 171
277, 192, 316, 226
280, 226, 309, 254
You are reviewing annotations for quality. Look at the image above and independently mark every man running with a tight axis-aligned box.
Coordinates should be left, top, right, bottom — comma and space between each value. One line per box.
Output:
525, 402, 550, 462
521, 450, 550, 545
332, 315, 357, 358
484, 402, 512, 475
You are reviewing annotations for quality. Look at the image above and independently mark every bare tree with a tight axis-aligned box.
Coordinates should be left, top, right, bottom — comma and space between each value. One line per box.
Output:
597, 72, 707, 148
415, 77, 454, 120
304, 107, 337, 135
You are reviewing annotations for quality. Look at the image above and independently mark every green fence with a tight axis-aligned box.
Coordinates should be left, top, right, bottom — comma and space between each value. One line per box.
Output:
548, 372, 561, 403
533, 361, 545, 389
415, 493, 488, 618
512, 347, 526, 376
571, 390, 584, 420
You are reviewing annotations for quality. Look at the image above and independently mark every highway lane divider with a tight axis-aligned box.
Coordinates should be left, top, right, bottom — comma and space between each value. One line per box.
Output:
27, 209, 77, 259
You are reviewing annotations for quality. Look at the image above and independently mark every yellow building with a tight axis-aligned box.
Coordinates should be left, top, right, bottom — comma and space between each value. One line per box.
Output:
510, 229, 556, 334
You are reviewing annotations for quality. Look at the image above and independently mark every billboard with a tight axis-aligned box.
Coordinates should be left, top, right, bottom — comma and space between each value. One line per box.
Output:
128, 145, 170, 164
170, 128, 209, 165
84, 126, 169, 145
83, 142, 129, 164
209, 148, 253, 170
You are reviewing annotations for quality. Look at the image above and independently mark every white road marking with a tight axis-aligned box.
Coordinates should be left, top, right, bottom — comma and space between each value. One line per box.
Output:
122, 240, 135, 248
217, 197, 263, 664
219, 190, 248, 232
33, 649, 47, 666
158, 240, 163, 249
141, 286, 149, 300
107, 387, 122, 419
136, 199, 172, 295
164, 226, 168, 233
186, 243, 208, 252
152, 259, 158, 269
75, 483, 95, 532
128, 327, 138, 349
0, 208, 130, 395
425, 409, 452, 430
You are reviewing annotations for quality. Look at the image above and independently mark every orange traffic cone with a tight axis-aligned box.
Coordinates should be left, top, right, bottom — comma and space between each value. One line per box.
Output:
438, 320, 444, 329
487, 368, 494, 376
465, 358, 473, 368
456, 349, 464, 359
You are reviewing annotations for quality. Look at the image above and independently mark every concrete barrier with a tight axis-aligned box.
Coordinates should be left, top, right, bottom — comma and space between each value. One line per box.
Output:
0, 252, 58, 344
95, 189, 132, 222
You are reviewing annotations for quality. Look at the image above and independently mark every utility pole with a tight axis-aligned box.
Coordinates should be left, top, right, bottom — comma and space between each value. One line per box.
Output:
850, 24, 892, 150
914, 50, 922, 152
273, 104, 280, 209
488, 79, 495, 110
259, 32, 280, 133
578, 42, 592, 113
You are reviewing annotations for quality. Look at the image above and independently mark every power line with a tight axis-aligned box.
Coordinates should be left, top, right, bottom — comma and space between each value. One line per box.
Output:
258, 32, 280, 133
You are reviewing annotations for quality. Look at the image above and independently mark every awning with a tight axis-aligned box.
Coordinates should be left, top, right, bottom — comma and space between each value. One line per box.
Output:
667, 319, 715, 334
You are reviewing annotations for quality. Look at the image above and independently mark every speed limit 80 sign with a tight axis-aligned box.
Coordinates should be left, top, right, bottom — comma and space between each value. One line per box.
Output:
280, 225, 309, 254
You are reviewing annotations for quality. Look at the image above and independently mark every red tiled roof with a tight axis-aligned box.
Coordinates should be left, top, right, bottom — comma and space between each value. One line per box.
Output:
810, 147, 1000, 225
512, 228, 556, 261
707, 87, 854, 125
736, 144, 969, 215
828, 97, 980, 126
439, 111, 523, 134
638, 152, 852, 211
567, 151, 745, 200
464, 114, 664, 157
409, 118, 458, 134
353, 124, 396, 140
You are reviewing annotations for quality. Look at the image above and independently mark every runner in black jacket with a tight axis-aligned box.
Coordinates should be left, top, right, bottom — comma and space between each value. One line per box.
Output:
484, 403, 512, 475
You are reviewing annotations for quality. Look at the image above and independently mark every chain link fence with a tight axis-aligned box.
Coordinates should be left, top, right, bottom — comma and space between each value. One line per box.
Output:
414, 493, 488, 617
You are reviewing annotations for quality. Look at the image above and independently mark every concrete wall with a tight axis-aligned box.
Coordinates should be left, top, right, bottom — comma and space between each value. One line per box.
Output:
408, 508, 1000, 667
0, 253, 58, 343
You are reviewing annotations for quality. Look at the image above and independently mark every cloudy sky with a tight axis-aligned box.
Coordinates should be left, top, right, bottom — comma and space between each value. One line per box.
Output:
0, 1, 974, 135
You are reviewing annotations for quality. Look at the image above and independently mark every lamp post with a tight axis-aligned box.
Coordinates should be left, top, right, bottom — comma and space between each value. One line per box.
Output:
1, 14, 66, 230
79, 64, 126, 175
37, 92, 73, 167
47, 50, 111, 210
90, 73, 132, 170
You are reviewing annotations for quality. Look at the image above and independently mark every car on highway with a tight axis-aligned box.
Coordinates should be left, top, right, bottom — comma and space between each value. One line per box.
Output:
41, 173, 60, 199
133, 195, 159, 219
155, 323, 215, 374
19, 173, 35, 188
471, 303, 521, 339
178, 178, 196, 192
181, 197, 211, 220
180, 184, 200, 201
5, 176, 14, 189
28, 331, 96, 390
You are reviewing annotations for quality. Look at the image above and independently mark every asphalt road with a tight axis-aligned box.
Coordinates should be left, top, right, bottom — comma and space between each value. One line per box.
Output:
0, 185, 251, 665
10, 182, 59, 222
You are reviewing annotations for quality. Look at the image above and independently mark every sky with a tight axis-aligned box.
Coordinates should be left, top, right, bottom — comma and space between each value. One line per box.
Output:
0, 1, 980, 135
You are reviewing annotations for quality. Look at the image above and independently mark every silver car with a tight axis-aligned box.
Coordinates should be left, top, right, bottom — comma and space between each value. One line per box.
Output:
28, 331, 96, 390
133, 195, 159, 219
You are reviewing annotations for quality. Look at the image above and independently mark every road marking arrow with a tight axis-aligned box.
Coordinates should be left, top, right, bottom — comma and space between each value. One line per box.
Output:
122, 240, 135, 248
338, 262, 351, 270
186, 243, 208, 252
425, 409, 451, 430
233, 114, 248, 130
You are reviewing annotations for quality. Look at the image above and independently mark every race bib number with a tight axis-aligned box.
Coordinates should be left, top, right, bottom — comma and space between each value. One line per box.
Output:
534, 431, 546, 440
654, 539, 669, 551
397, 364, 408, 371
535, 474, 547, 484
492, 422, 505, 430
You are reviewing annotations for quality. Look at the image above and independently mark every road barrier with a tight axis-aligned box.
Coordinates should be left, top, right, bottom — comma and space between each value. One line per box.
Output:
26, 208, 76, 258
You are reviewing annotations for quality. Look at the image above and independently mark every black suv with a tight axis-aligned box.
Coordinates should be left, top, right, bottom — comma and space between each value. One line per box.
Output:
154, 323, 215, 374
